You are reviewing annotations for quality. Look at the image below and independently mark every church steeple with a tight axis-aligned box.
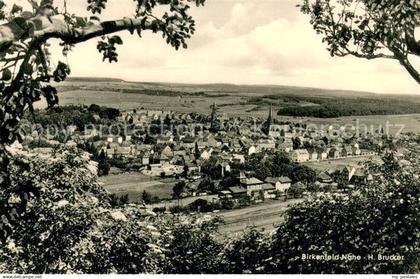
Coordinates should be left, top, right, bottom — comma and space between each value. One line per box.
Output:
210, 101, 219, 132
262, 103, 273, 135
211, 102, 217, 122
268, 103, 273, 125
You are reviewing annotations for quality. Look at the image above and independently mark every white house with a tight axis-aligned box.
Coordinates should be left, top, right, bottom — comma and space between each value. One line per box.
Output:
200, 148, 213, 160
277, 176, 292, 192
248, 145, 257, 156
291, 149, 310, 162
232, 154, 246, 164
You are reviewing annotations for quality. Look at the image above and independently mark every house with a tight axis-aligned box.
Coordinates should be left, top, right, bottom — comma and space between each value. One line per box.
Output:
255, 139, 276, 152
110, 136, 120, 144
318, 148, 328, 160
228, 186, 248, 199
278, 140, 293, 153
106, 148, 115, 158
232, 154, 245, 164
350, 168, 368, 185
140, 151, 150, 165
265, 177, 278, 186
360, 149, 375, 156
161, 145, 173, 157
343, 145, 353, 156
217, 162, 231, 177
284, 132, 294, 139
144, 162, 183, 177
66, 125, 77, 135
329, 147, 341, 159
183, 161, 199, 174
353, 145, 361, 156
115, 146, 131, 156
309, 151, 319, 161
32, 147, 53, 154
219, 190, 233, 200
248, 145, 257, 156
264, 176, 292, 193
171, 155, 185, 165
200, 148, 213, 160
291, 149, 310, 162
180, 137, 196, 149
317, 172, 333, 184
206, 135, 221, 148
240, 177, 264, 196
261, 183, 276, 199
159, 153, 171, 164
231, 141, 243, 152
156, 135, 173, 144
333, 166, 356, 182
277, 176, 292, 192
125, 134, 132, 142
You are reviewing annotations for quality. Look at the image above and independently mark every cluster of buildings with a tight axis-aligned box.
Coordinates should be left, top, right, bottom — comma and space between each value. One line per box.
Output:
84, 105, 380, 175
23, 104, 391, 205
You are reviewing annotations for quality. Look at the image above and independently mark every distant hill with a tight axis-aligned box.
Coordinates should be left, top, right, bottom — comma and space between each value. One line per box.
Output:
67, 77, 125, 83
127, 82, 379, 98
55, 77, 420, 118
64, 77, 381, 98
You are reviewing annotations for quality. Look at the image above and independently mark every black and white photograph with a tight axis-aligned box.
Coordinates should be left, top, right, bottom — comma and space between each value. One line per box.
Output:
0, 0, 419, 276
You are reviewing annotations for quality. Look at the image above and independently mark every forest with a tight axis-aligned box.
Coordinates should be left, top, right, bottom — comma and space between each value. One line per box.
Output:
249, 95, 420, 118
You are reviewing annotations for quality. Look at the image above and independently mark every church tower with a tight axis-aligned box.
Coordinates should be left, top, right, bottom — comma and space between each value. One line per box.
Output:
210, 101, 219, 133
262, 104, 273, 135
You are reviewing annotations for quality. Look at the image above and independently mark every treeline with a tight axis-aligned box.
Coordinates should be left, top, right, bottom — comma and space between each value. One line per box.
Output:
245, 151, 317, 183
249, 95, 420, 118
119, 88, 230, 98
24, 104, 120, 131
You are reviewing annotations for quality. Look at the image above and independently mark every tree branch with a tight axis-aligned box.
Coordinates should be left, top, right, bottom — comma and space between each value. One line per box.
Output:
0, 15, 157, 53
337, 48, 395, 60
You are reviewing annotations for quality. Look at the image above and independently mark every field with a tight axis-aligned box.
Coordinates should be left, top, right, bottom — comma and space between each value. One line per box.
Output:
31, 78, 420, 134
99, 172, 177, 202
99, 170, 303, 235
302, 155, 383, 172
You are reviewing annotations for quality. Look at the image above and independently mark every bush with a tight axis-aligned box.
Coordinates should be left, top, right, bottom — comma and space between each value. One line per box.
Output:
161, 217, 224, 273
0, 146, 162, 273
221, 228, 271, 274
152, 207, 166, 214
268, 154, 420, 273
1, 147, 418, 274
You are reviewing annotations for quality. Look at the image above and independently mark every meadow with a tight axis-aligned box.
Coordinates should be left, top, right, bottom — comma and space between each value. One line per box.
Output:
37, 78, 420, 135
99, 172, 177, 202
302, 155, 383, 172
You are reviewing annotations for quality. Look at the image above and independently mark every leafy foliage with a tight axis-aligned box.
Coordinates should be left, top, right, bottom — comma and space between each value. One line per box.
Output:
299, 0, 420, 83
160, 217, 224, 273
221, 229, 271, 274
0, 0, 206, 145
269, 153, 420, 274
0, 146, 419, 274
244, 151, 316, 183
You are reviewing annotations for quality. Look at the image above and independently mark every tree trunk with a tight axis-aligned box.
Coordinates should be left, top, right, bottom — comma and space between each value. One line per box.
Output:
398, 57, 420, 84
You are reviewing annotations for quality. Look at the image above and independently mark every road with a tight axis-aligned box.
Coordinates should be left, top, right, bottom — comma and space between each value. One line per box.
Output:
147, 196, 303, 235
213, 199, 303, 235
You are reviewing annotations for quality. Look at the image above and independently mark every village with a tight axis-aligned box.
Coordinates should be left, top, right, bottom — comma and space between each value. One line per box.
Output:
18, 102, 407, 212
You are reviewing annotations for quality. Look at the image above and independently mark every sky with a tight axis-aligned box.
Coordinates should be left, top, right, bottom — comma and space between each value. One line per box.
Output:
14, 0, 420, 94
